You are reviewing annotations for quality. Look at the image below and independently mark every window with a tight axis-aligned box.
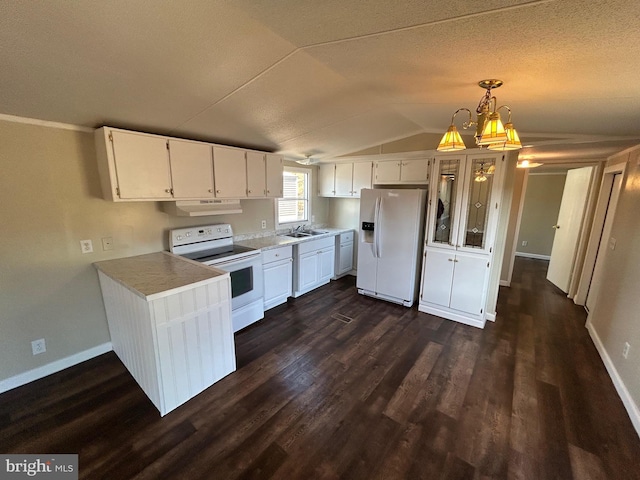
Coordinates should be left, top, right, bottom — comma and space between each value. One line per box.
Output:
277, 167, 310, 227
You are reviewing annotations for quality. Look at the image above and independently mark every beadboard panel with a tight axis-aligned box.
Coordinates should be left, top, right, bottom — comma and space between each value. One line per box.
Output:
97, 271, 161, 411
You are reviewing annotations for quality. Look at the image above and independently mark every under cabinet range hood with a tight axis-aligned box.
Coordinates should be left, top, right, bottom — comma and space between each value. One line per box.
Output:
162, 200, 243, 217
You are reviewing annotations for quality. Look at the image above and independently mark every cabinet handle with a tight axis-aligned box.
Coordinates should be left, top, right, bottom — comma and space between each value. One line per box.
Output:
275, 254, 279, 257
208, 189, 213, 193
448, 258, 454, 262
216, 190, 221, 194
247, 189, 252, 194
454, 259, 459, 263
165, 188, 173, 194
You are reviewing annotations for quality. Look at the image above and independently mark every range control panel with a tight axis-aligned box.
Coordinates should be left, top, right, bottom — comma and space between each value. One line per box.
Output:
170, 223, 233, 247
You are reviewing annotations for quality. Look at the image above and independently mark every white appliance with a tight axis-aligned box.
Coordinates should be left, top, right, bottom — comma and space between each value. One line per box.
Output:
169, 224, 264, 332
357, 188, 427, 307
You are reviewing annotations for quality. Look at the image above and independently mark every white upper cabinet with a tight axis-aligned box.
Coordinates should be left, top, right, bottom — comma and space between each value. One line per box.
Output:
319, 164, 336, 196
96, 128, 173, 201
246, 151, 266, 198
334, 163, 353, 196
247, 152, 284, 198
213, 146, 247, 199
319, 162, 372, 197
265, 154, 284, 198
374, 158, 430, 185
351, 162, 373, 197
95, 126, 284, 202
168, 139, 214, 199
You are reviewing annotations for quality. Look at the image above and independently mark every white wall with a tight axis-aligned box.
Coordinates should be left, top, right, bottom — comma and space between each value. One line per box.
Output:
516, 173, 567, 257
586, 146, 640, 432
0, 119, 328, 386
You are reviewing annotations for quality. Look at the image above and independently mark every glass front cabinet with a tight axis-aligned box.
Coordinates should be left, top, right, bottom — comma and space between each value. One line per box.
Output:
419, 152, 507, 328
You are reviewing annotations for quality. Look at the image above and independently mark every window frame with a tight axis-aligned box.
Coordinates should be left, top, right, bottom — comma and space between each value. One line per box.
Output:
275, 166, 312, 230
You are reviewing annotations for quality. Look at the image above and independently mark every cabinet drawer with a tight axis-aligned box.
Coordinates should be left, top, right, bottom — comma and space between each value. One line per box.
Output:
297, 236, 335, 255
339, 231, 354, 244
262, 245, 292, 264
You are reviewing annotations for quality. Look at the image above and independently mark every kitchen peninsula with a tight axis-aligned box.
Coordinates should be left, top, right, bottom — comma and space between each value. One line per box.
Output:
94, 252, 236, 416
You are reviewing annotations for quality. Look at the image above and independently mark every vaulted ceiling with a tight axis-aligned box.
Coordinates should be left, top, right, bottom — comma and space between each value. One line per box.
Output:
1, 0, 639, 162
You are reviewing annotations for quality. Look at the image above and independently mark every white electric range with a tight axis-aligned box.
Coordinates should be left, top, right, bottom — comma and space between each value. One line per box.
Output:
169, 224, 264, 332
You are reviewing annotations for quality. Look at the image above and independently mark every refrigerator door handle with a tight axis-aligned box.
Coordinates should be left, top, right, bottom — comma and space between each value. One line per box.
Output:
377, 197, 384, 258
373, 196, 380, 258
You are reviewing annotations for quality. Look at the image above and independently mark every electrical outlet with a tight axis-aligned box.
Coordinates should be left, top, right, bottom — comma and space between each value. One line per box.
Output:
80, 239, 93, 254
521, 240, 528, 246
623, 342, 630, 359
31, 338, 46, 355
261, 220, 267, 229
102, 236, 114, 251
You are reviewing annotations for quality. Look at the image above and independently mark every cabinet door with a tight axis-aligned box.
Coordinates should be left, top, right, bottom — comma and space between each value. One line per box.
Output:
374, 160, 401, 183
298, 251, 319, 291
319, 164, 336, 196
246, 151, 266, 198
420, 248, 454, 307
428, 156, 464, 249
168, 139, 214, 199
263, 259, 292, 309
334, 163, 354, 196
265, 154, 283, 198
213, 146, 247, 198
456, 154, 500, 253
352, 162, 372, 197
400, 159, 429, 183
450, 252, 489, 315
338, 241, 353, 275
318, 247, 335, 282
110, 130, 173, 199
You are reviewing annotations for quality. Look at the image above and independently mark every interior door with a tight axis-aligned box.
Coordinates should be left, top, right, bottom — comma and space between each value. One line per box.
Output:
586, 173, 623, 311
546, 166, 594, 292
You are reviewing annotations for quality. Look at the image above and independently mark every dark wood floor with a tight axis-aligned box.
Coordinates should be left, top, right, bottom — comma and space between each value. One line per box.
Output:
1, 258, 639, 479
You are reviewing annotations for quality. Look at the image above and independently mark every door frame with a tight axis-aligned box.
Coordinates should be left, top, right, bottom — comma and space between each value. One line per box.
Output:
574, 162, 627, 305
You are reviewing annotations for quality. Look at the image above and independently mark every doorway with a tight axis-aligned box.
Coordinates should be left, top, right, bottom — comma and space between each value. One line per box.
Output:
574, 163, 627, 307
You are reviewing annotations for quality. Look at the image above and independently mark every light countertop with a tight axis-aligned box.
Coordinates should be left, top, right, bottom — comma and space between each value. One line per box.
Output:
236, 228, 352, 251
94, 251, 227, 300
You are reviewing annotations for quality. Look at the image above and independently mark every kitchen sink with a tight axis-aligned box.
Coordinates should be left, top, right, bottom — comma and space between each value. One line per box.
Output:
283, 229, 330, 238
285, 232, 312, 238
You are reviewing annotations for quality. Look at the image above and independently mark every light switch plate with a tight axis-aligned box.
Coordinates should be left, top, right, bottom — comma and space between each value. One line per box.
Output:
80, 239, 93, 254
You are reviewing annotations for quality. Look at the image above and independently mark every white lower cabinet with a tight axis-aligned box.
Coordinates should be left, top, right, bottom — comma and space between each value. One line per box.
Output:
293, 236, 335, 297
262, 245, 293, 310
97, 271, 235, 416
419, 248, 489, 328
333, 230, 354, 279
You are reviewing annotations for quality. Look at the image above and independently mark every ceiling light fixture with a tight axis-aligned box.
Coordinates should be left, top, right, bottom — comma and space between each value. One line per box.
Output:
516, 158, 543, 169
437, 79, 522, 152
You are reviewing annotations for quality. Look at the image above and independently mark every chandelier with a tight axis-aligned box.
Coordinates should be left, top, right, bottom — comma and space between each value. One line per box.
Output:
437, 79, 522, 152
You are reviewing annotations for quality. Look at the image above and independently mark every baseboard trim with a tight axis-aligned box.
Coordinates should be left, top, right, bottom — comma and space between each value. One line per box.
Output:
0, 342, 113, 394
499, 280, 511, 287
515, 252, 551, 260
485, 312, 496, 322
586, 321, 640, 437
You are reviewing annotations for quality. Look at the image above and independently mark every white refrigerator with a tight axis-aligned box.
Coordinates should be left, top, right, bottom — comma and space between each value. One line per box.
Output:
357, 188, 427, 307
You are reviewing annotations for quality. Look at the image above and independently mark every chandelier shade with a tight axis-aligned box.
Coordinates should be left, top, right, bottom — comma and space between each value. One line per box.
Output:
477, 112, 508, 145
489, 122, 522, 151
437, 124, 466, 151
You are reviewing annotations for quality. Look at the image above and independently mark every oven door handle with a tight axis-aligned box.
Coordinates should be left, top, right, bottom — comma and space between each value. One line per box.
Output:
209, 254, 260, 269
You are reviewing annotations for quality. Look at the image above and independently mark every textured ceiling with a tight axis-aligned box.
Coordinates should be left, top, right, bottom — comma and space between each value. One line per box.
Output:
1, 0, 639, 161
